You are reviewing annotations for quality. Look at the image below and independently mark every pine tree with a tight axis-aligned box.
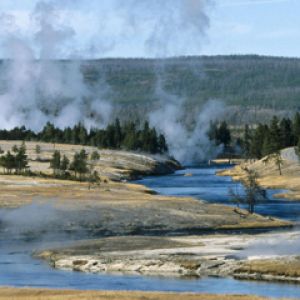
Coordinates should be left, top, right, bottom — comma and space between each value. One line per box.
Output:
158, 134, 168, 153
70, 150, 88, 180
50, 150, 61, 176
293, 112, 300, 145
216, 121, 231, 148
41, 122, 56, 143
60, 155, 70, 176
78, 123, 88, 145
279, 118, 293, 148
0, 151, 16, 174
15, 142, 28, 174
208, 121, 218, 142
90, 151, 100, 161
250, 124, 267, 159
114, 118, 122, 148
243, 124, 251, 159
268, 116, 281, 153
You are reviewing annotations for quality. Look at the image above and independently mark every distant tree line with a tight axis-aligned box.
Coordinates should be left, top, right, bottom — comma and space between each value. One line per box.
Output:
208, 113, 300, 159
0, 119, 168, 155
208, 121, 232, 150
241, 113, 300, 159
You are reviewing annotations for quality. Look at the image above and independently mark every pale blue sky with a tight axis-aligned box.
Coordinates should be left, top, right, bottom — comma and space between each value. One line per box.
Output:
0, 0, 298, 58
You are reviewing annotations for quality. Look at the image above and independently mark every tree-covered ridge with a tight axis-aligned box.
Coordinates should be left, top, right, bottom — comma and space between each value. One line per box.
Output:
0, 120, 168, 155
1, 55, 300, 126
81, 55, 300, 111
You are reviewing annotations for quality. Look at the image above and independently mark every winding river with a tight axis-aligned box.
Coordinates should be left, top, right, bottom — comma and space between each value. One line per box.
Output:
1, 165, 300, 299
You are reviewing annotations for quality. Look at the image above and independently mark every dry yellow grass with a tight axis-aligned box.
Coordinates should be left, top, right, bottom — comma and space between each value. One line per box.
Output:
0, 289, 279, 300
0, 172, 290, 232
218, 157, 300, 201
235, 258, 300, 278
0, 140, 180, 181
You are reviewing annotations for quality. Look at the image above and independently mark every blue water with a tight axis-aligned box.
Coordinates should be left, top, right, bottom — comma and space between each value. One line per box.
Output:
1, 240, 300, 299
136, 165, 300, 221
1, 165, 300, 298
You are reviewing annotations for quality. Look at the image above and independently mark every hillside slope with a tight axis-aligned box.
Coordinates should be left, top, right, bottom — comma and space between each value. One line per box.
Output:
218, 147, 300, 200
1, 55, 300, 125
0, 141, 181, 181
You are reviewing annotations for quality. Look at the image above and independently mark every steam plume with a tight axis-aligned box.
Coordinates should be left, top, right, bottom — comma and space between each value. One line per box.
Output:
0, 0, 218, 163
0, 1, 112, 131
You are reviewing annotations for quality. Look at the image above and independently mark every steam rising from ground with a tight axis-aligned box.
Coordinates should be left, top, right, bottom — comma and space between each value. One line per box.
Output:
0, 199, 102, 242
0, 0, 219, 163
0, 2, 112, 131
150, 94, 224, 164
0, 201, 60, 238
239, 230, 300, 259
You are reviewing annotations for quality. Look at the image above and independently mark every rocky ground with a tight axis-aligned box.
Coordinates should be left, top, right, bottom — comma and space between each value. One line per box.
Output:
218, 147, 300, 201
0, 288, 279, 300
37, 231, 300, 283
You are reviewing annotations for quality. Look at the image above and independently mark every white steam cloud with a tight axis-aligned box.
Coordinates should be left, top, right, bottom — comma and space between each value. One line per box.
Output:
149, 81, 224, 164
0, 1, 112, 131
0, 0, 220, 163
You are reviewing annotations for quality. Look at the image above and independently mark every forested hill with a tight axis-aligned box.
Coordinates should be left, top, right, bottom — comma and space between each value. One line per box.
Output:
82, 55, 300, 108
2, 55, 300, 124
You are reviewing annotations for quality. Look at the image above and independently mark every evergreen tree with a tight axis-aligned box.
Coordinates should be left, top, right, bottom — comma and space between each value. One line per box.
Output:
123, 122, 139, 151
114, 118, 122, 148
279, 118, 293, 149
268, 116, 281, 153
90, 151, 100, 161
293, 112, 300, 145
243, 124, 251, 158
50, 150, 61, 175
0, 151, 16, 174
158, 134, 168, 153
217, 121, 231, 147
60, 155, 70, 175
70, 150, 88, 180
41, 122, 56, 143
15, 142, 28, 174
208, 121, 218, 142
249, 124, 267, 159
78, 123, 88, 145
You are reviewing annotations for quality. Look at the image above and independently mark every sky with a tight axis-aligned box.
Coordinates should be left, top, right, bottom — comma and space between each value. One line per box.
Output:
0, 0, 298, 58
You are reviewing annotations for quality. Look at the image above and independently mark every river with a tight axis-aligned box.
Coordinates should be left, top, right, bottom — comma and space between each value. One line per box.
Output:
1, 165, 300, 299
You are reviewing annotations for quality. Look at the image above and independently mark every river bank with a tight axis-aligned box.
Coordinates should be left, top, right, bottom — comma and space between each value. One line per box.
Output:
0, 157, 298, 298
0, 140, 182, 181
0, 173, 290, 237
217, 147, 300, 201
0, 288, 280, 300
37, 231, 300, 283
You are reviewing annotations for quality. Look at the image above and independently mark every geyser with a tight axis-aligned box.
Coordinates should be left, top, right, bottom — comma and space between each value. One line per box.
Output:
0, 0, 221, 163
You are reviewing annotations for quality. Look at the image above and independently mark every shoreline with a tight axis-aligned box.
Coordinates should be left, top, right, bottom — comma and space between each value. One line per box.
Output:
0, 288, 281, 300
217, 148, 300, 201
36, 231, 300, 284
0, 147, 297, 294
